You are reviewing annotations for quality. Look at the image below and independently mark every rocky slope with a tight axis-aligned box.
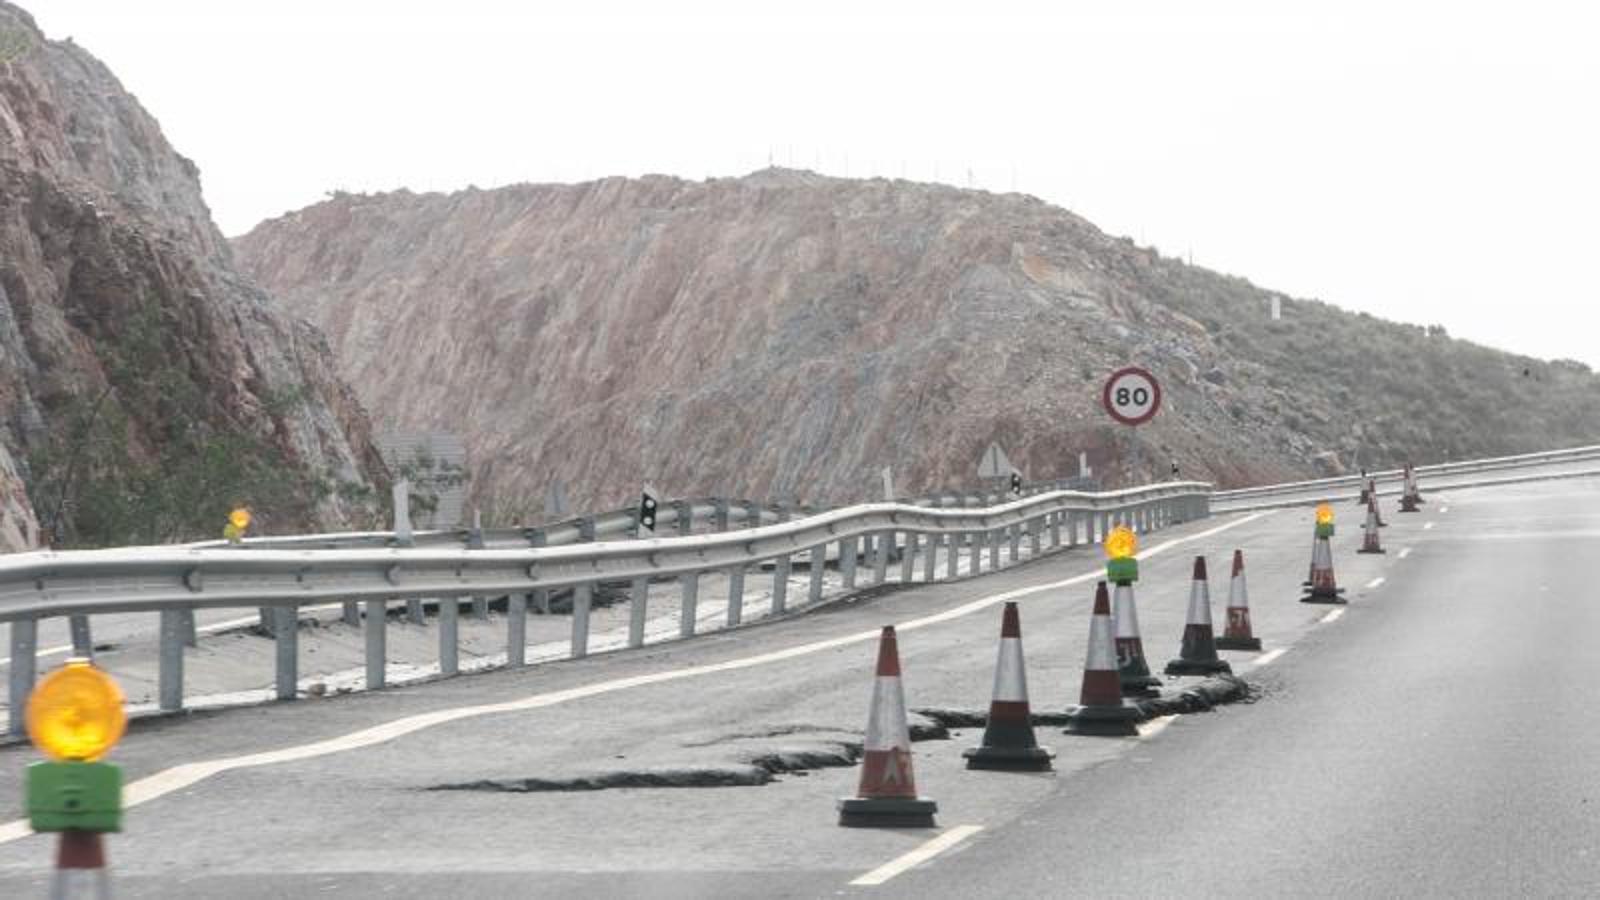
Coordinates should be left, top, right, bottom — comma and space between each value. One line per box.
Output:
0, 3, 386, 549
235, 169, 1600, 516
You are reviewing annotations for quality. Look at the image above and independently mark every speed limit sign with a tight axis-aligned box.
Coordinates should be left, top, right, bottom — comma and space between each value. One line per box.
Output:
1102, 367, 1162, 426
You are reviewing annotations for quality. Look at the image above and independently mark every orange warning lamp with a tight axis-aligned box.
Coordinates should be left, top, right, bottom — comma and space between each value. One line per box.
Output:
1104, 525, 1139, 584
26, 659, 126, 762
229, 508, 251, 531
1315, 502, 1335, 537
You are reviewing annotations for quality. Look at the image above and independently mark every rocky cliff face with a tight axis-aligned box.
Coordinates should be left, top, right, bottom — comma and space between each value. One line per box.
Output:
235, 168, 1600, 516
0, 3, 386, 549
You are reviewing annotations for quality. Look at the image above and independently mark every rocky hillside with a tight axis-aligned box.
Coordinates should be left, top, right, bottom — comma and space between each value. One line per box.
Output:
234, 169, 1600, 516
0, 3, 387, 549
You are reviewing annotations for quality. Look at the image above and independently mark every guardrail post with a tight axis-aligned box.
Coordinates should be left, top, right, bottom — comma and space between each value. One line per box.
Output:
68, 615, 92, 659
471, 510, 491, 619
274, 605, 298, 700
529, 529, 550, 614
946, 533, 959, 578
900, 533, 917, 582
407, 595, 425, 625
1008, 524, 1022, 561
873, 531, 890, 584
675, 500, 694, 536
159, 608, 184, 712
439, 594, 459, 676
922, 533, 938, 581
1029, 518, 1043, 556
8, 617, 37, 736
343, 600, 360, 627
808, 544, 826, 604
989, 527, 1003, 570
680, 572, 699, 637
629, 576, 649, 648
365, 599, 386, 689
571, 583, 593, 658
714, 499, 730, 531
840, 537, 858, 589
507, 592, 527, 667
258, 606, 273, 636
727, 565, 746, 626
772, 553, 792, 615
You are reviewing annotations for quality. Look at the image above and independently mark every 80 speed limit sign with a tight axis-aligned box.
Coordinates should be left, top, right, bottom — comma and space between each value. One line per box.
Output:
1102, 367, 1162, 426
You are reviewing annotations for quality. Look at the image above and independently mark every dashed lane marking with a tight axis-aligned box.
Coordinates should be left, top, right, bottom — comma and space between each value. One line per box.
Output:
1319, 608, 1345, 624
1364, 577, 1386, 589
1423, 522, 1435, 530
1440, 506, 1449, 514
1398, 547, 1412, 559
1251, 648, 1288, 668
851, 824, 984, 886
0, 512, 1273, 846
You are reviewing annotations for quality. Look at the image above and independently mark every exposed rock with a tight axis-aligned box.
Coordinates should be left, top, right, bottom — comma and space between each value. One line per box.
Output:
0, 3, 387, 547
1310, 451, 1345, 477
235, 171, 1600, 514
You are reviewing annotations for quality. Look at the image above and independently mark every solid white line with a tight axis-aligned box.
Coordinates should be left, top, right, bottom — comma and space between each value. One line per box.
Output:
1320, 609, 1345, 624
0, 512, 1272, 846
1398, 547, 1412, 559
1423, 522, 1435, 530
1364, 577, 1386, 589
1251, 648, 1288, 668
1138, 715, 1177, 739
850, 825, 984, 886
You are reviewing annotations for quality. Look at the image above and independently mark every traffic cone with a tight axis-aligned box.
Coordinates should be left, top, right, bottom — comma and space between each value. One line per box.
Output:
1399, 463, 1423, 512
838, 626, 938, 827
1165, 557, 1232, 676
1215, 550, 1262, 651
53, 831, 110, 899
963, 603, 1053, 770
1064, 582, 1143, 736
1302, 533, 1347, 604
1358, 497, 1386, 554
1112, 582, 1161, 697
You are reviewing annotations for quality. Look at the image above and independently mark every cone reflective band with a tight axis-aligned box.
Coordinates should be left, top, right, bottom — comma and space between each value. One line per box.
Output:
838, 627, 937, 827
964, 603, 1053, 770
1215, 550, 1262, 651
1165, 557, 1232, 675
1064, 582, 1142, 736
1104, 525, 1138, 584
1112, 582, 1161, 696
1359, 498, 1386, 554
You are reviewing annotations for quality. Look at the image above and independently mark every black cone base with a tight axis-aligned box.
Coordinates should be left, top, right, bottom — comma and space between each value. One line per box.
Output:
1215, 636, 1262, 651
1300, 588, 1347, 604
1165, 657, 1232, 676
963, 744, 1055, 771
1063, 703, 1142, 737
838, 796, 938, 828
1358, 547, 1386, 555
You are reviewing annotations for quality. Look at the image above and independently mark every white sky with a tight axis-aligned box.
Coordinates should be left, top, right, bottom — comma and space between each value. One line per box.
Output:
27, 1, 1600, 365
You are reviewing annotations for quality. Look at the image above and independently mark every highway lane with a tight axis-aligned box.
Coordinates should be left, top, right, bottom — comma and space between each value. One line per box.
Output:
886, 478, 1600, 897
1211, 456, 1600, 513
0, 477, 1547, 897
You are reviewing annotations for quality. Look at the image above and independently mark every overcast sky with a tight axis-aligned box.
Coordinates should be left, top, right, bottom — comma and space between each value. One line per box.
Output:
29, 1, 1600, 366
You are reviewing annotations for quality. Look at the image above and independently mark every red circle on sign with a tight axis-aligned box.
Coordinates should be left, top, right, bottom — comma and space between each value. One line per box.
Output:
1102, 366, 1162, 426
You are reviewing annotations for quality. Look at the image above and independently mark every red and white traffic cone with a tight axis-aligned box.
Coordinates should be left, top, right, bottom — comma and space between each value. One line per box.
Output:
1112, 582, 1161, 697
1399, 463, 1423, 512
1358, 497, 1386, 554
1302, 533, 1347, 604
1064, 582, 1143, 736
52, 831, 110, 899
838, 626, 938, 827
1166, 557, 1232, 676
963, 602, 1053, 770
1215, 550, 1262, 651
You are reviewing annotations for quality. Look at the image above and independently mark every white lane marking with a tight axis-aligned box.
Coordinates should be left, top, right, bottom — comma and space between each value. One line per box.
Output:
1364, 577, 1386, 590
1398, 547, 1412, 559
850, 825, 984, 886
1423, 521, 1435, 530
1319, 609, 1345, 624
1138, 715, 1177, 739
1251, 648, 1288, 668
0, 512, 1271, 846
1439, 506, 1449, 514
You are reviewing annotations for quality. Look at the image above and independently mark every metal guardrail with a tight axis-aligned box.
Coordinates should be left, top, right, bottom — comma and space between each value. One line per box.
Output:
1, 482, 1210, 733
1212, 444, 1600, 502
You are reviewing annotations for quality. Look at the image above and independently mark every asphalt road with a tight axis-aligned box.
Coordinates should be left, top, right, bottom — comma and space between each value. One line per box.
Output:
0, 478, 1593, 896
